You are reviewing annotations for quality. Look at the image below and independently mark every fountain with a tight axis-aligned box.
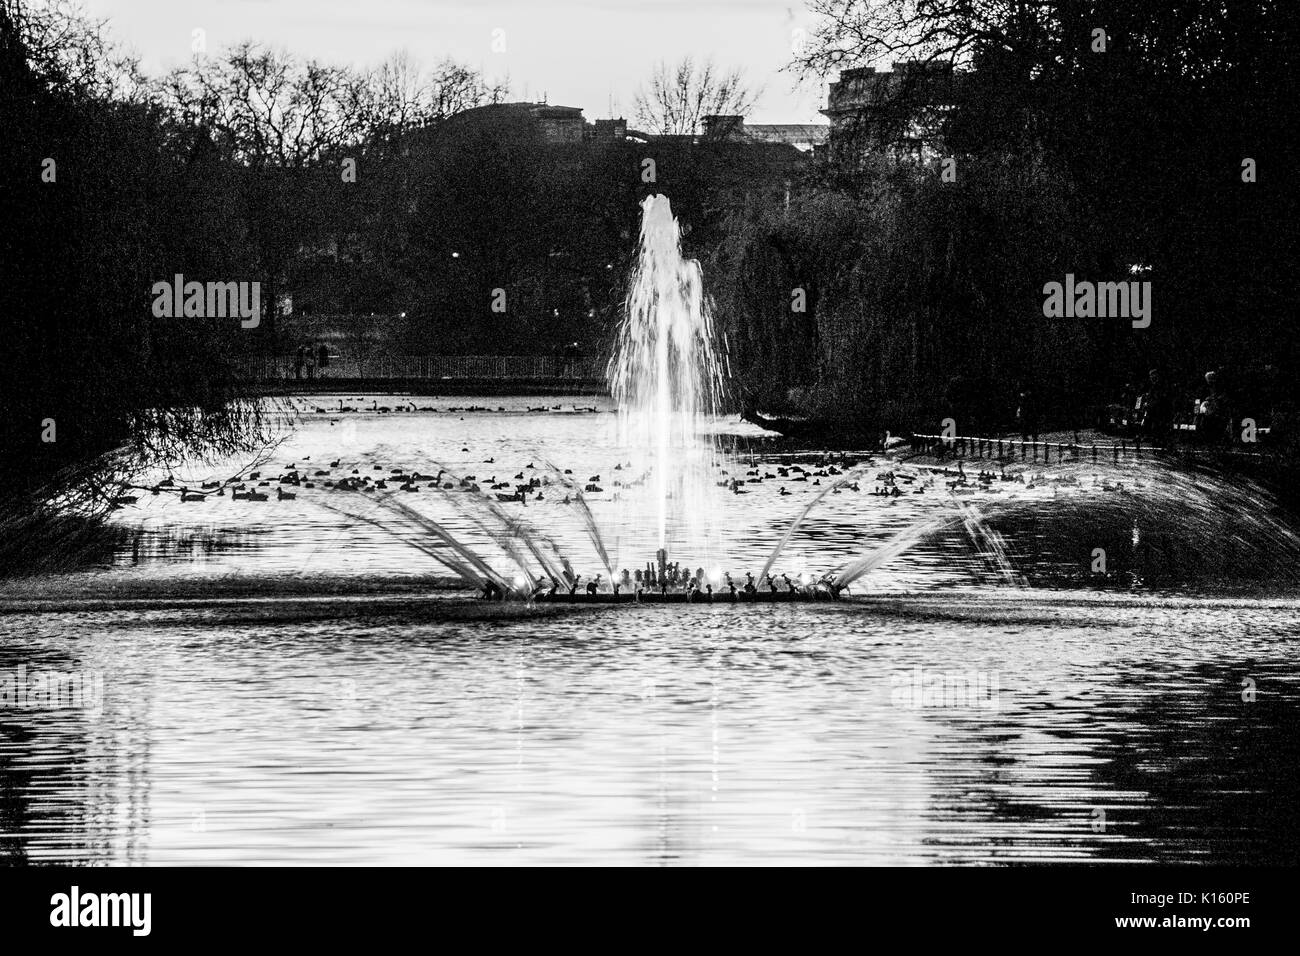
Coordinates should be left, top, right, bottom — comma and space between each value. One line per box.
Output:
295, 194, 1300, 604
608, 194, 727, 571
310, 194, 845, 601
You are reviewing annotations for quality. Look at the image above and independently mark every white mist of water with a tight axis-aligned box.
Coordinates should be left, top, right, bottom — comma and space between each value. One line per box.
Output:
608, 195, 726, 566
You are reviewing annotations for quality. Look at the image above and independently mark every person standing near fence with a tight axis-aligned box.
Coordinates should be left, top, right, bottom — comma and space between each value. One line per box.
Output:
1137, 368, 1173, 442
1016, 385, 1039, 444
317, 342, 329, 379
294, 346, 305, 381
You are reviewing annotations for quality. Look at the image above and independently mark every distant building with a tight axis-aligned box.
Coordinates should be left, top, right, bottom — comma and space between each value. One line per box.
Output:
467, 102, 627, 145
701, 115, 829, 153
821, 61, 965, 164
527, 104, 586, 143
588, 118, 628, 143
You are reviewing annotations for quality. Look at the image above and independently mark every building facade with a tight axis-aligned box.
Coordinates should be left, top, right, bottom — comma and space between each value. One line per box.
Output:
821, 61, 964, 164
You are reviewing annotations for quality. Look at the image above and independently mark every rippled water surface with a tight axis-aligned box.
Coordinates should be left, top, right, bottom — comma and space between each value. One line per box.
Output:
2, 396, 1297, 864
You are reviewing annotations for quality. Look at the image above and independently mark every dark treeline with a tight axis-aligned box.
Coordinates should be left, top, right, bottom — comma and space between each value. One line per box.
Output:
722, 0, 1299, 441
0, 1, 522, 561
1, 0, 787, 534
2, 0, 278, 552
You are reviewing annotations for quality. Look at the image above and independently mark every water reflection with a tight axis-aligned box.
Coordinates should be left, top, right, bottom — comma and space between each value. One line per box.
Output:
1, 595, 1296, 864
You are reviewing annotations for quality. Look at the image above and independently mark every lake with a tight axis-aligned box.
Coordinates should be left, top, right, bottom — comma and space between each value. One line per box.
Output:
2, 395, 1296, 864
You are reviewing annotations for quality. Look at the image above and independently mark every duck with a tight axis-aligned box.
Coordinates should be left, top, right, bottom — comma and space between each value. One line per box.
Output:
181, 490, 206, 502
276, 487, 296, 501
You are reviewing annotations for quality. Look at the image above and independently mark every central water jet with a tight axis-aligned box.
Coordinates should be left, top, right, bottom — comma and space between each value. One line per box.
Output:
609, 195, 726, 567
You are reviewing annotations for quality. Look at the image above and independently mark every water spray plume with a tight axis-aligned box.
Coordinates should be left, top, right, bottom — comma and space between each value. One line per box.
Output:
609, 195, 726, 562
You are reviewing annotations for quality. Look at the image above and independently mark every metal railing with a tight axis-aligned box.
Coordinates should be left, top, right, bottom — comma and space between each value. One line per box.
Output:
911, 434, 1157, 464
240, 354, 606, 381
911, 432, 1279, 465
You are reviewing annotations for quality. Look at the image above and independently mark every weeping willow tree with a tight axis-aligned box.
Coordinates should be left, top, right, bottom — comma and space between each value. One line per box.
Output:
0, 0, 279, 572
709, 0, 1299, 440
709, 155, 1098, 436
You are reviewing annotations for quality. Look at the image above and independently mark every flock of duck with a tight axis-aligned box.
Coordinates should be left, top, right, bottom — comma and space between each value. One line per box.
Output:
297, 398, 603, 416
112, 445, 1048, 511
